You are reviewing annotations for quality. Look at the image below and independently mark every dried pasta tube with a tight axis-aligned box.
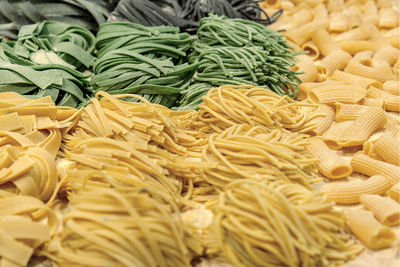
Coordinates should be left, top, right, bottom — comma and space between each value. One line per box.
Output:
317, 49, 352, 76
360, 194, 400, 226
310, 26, 341, 56
387, 35, 400, 49
374, 134, 400, 166
321, 175, 391, 204
384, 121, 400, 139
301, 41, 320, 60
344, 209, 396, 250
308, 84, 366, 106
285, 20, 329, 46
344, 51, 395, 82
383, 80, 400, 95
367, 86, 400, 112
334, 27, 369, 42
373, 45, 400, 66
299, 82, 326, 100
338, 40, 375, 55
361, 97, 385, 107
387, 183, 400, 203
305, 104, 334, 135
293, 55, 319, 82
351, 152, 400, 185
329, 12, 348, 32
335, 103, 368, 122
329, 70, 382, 89
308, 138, 352, 179
362, 0, 379, 25
379, 8, 399, 28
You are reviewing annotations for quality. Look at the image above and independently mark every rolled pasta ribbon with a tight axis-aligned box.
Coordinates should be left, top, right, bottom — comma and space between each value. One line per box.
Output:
301, 41, 320, 60
310, 26, 341, 56
308, 84, 366, 106
383, 80, 400, 95
344, 209, 396, 250
360, 194, 400, 226
351, 152, 400, 185
304, 104, 334, 136
344, 51, 395, 82
329, 70, 382, 89
372, 134, 400, 166
321, 175, 391, 204
308, 138, 352, 179
335, 103, 368, 122
367, 86, 400, 111
292, 54, 319, 82
317, 49, 352, 76
387, 183, 400, 203
338, 40, 375, 55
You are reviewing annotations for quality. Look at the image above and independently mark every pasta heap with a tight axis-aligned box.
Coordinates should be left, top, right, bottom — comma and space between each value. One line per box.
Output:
209, 179, 363, 267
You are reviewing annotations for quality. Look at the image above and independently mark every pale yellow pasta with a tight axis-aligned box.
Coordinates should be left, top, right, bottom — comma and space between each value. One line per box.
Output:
379, 8, 399, 28
338, 40, 375, 55
301, 41, 320, 60
361, 97, 385, 107
373, 134, 400, 166
280, 0, 295, 10
262, 0, 281, 8
329, 70, 382, 89
335, 103, 368, 122
344, 209, 396, 250
384, 121, 400, 140
327, 0, 344, 12
367, 86, 400, 111
383, 80, 400, 95
347, 11, 363, 29
361, 24, 390, 49
312, 3, 329, 21
290, 0, 323, 7
287, 4, 314, 26
310, 26, 341, 56
286, 39, 302, 52
322, 121, 353, 149
373, 45, 400, 66
285, 20, 329, 46
321, 175, 392, 204
329, 11, 348, 32
362, 0, 379, 25
308, 84, 366, 106
363, 140, 381, 160
308, 138, 352, 179
298, 81, 329, 100
334, 27, 369, 42
387, 35, 400, 49
360, 194, 400, 226
351, 152, 400, 185
292, 54, 319, 82
387, 183, 400, 203
317, 49, 352, 76
344, 51, 395, 82
305, 104, 334, 135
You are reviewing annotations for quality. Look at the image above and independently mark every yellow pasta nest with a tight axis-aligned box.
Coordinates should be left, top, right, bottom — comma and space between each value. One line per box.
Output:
200, 124, 319, 189
197, 85, 319, 134
210, 179, 364, 267
43, 186, 196, 267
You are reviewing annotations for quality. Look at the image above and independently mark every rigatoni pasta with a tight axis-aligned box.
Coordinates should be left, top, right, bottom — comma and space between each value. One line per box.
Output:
308, 138, 352, 179
329, 70, 382, 89
387, 183, 400, 203
373, 134, 400, 166
344, 209, 396, 250
338, 40, 375, 55
360, 194, 400, 226
321, 175, 392, 204
308, 84, 366, 105
317, 49, 352, 76
310, 26, 341, 56
383, 80, 400, 95
304, 104, 334, 135
335, 103, 367, 122
367, 86, 400, 111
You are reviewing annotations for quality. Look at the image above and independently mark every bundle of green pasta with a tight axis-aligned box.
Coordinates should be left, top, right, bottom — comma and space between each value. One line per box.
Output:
175, 15, 300, 110
208, 179, 364, 266
14, 21, 95, 70
200, 124, 318, 189
91, 22, 198, 108
196, 85, 319, 134
43, 185, 196, 267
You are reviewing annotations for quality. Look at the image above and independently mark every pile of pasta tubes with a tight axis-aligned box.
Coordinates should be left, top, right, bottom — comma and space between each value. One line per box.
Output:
0, 0, 399, 266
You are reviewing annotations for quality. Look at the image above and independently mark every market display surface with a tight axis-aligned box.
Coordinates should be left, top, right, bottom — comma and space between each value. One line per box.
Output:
0, 0, 399, 266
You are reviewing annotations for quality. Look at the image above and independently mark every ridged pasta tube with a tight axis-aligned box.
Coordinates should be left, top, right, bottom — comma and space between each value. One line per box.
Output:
367, 86, 400, 112
308, 138, 352, 179
360, 194, 400, 226
351, 152, 400, 185
387, 183, 400, 203
344, 209, 396, 250
308, 84, 366, 106
338, 40, 375, 55
382, 80, 400, 95
321, 175, 391, 204
329, 70, 382, 89
374, 134, 400, 166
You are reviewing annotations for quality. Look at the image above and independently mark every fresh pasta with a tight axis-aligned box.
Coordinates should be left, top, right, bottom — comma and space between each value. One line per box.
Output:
303, 104, 334, 135
373, 134, 400, 166
382, 80, 400, 95
387, 183, 400, 203
338, 40, 375, 55
344, 209, 396, 250
367, 86, 400, 111
360, 194, 400, 226
308, 137, 352, 179
317, 49, 352, 76
335, 103, 368, 122
308, 83, 366, 105
321, 175, 392, 204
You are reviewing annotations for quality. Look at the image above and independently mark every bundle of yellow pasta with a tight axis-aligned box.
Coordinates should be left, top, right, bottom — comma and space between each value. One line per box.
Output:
208, 179, 363, 267
0, 191, 57, 267
200, 123, 318, 189
197, 85, 320, 134
43, 186, 197, 267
